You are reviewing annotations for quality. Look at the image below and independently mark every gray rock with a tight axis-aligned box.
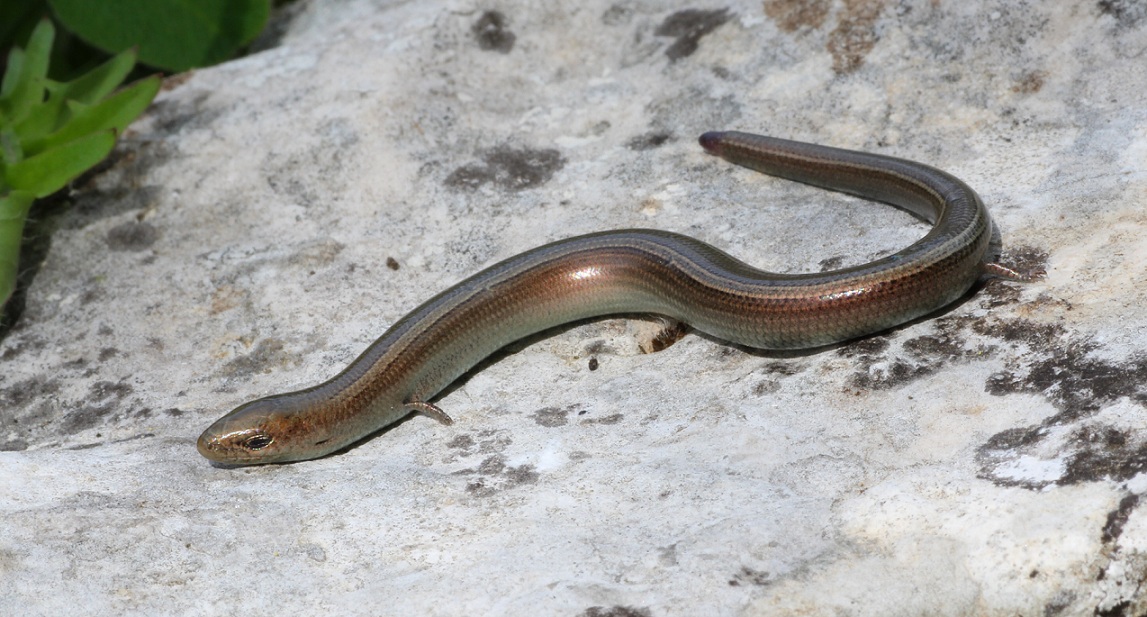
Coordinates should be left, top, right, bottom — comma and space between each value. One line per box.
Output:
2, 0, 1145, 615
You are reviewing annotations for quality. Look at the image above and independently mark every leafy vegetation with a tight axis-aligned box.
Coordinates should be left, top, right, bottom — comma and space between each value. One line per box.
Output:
1, 20, 160, 306
1, 0, 273, 316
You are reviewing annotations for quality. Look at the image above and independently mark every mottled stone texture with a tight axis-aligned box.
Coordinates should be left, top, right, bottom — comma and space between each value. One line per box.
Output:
2, 1, 1146, 615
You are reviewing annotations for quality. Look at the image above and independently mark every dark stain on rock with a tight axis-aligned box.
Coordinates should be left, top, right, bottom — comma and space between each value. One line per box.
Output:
837, 335, 891, 359
980, 323, 1147, 418
818, 255, 845, 271
580, 607, 652, 617
61, 380, 134, 433
1042, 593, 1074, 616
973, 313, 1147, 489
728, 565, 772, 586
221, 338, 290, 379
764, 0, 831, 32
627, 131, 673, 150
581, 412, 622, 426
753, 379, 780, 395
472, 10, 516, 53
1099, 0, 1147, 26
1101, 494, 1141, 544
478, 454, 506, 475
846, 316, 996, 390
1062, 435, 1147, 486
106, 221, 159, 252
445, 146, 565, 191
447, 434, 476, 450
464, 453, 539, 497
827, 0, 887, 74
763, 360, 803, 376
601, 5, 635, 26
0, 376, 61, 408
654, 8, 732, 62
532, 406, 570, 427
1012, 70, 1047, 94
148, 92, 222, 136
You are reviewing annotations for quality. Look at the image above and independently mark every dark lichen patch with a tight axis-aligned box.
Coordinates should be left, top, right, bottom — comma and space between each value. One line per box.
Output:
442, 430, 512, 464
850, 358, 938, 390
836, 336, 890, 358
1101, 494, 1141, 544
445, 146, 564, 191
0, 376, 61, 408
1099, 0, 1147, 26
753, 379, 780, 395
580, 607, 652, 617
463, 454, 540, 496
973, 312, 1147, 489
472, 10, 515, 53
654, 8, 732, 62
61, 380, 134, 434
532, 406, 570, 427
580, 412, 622, 426
219, 338, 290, 379
447, 434, 476, 450
982, 332, 1147, 418
1063, 439, 1147, 486
728, 565, 772, 587
846, 315, 1001, 390
818, 255, 845, 271
106, 221, 159, 252
627, 131, 673, 150
478, 454, 505, 475
763, 361, 803, 376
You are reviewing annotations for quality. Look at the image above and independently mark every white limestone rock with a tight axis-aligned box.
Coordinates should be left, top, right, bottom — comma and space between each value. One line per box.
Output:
2, 1, 1146, 615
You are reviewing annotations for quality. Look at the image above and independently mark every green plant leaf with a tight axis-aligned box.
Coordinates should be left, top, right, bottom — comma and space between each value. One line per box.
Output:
48, 0, 270, 71
4, 130, 115, 197
23, 75, 159, 156
54, 47, 138, 106
0, 20, 54, 123
0, 48, 27, 101
0, 190, 35, 306
0, 129, 22, 167
12, 49, 141, 144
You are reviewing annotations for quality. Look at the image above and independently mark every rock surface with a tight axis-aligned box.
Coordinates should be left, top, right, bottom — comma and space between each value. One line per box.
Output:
3, 0, 1146, 615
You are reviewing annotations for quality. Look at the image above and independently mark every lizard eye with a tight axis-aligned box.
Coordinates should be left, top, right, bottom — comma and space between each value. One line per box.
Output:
242, 434, 274, 450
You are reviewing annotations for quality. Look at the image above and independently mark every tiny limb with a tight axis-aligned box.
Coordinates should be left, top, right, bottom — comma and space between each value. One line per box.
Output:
982, 262, 1046, 282
405, 400, 454, 425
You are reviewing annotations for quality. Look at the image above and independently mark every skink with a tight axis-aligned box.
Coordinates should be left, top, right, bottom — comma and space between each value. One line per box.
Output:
198, 131, 1033, 465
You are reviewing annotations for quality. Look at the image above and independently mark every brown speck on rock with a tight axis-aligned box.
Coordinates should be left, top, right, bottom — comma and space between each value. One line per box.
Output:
764, 0, 831, 32
827, 0, 888, 74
